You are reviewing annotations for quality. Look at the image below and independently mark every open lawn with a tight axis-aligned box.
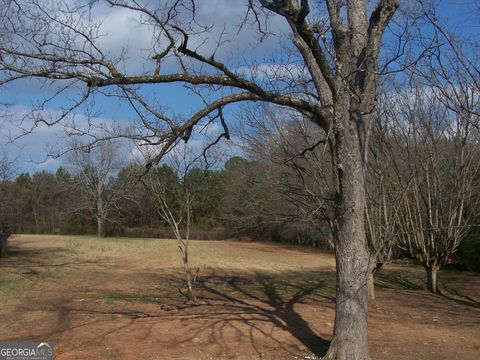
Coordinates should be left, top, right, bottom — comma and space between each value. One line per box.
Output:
1, 235, 479, 359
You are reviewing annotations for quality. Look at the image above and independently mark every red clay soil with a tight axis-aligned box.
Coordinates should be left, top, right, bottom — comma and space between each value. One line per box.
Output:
1, 236, 479, 360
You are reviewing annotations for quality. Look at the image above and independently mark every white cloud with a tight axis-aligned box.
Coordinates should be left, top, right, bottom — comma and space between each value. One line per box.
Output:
0, 104, 120, 173
86, 1, 289, 74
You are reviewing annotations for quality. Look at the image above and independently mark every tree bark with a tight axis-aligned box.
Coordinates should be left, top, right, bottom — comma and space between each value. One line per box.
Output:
180, 248, 196, 301
32, 207, 40, 234
425, 264, 439, 293
96, 216, 103, 238
326, 104, 371, 359
367, 271, 375, 302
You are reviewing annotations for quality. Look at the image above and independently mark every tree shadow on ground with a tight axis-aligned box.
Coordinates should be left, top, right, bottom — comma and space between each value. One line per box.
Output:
439, 288, 480, 309
4, 247, 66, 260
374, 270, 424, 291
172, 272, 333, 358
374, 268, 480, 310
0, 241, 106, 269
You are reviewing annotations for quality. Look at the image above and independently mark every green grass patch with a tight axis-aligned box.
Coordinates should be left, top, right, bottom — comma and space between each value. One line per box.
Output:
0, 277, 25, 295
103, 292, 133, 304
0, 272, 30, 310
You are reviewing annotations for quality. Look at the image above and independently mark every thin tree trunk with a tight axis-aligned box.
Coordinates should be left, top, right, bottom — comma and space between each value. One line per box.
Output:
96, 216, 103, 237
368, 263, 383, 301
367, 271, 375, 301
326, 108, 371, 359
180, 247, 196, 301
184, 260, 195, 301
425, 264, 439, 293
32, 206, 40, 234
96, 182, 104, 237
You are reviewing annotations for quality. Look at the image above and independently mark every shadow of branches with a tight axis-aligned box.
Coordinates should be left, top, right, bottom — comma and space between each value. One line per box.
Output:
167, 272, 334, 358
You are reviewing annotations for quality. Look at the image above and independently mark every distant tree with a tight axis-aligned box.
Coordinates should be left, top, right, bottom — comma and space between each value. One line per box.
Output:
384, 83, 480, 293
66, 140, 132, 237
29, 171, 56, 233
55, 166, 72, 183
54, 166, 85, 233
221, 156, 279, 234
11, 173, 34, 232
185, 168, 224, 230
112, 164, 155, 230
365, 97, 404, 300
240, 105, 335, 247
0, 150, 15, 182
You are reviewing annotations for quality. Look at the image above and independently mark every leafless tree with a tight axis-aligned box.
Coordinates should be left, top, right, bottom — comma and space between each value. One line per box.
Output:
412, 1, 480, 124
364, 94, 406, 300
0, 150, 16, 182
141, 148, 198, 301
0, 1, 401, 357
234, 103, 335, 248
0, 149, 12, 256
66, 140, 132, 237
383, 82, 480, 293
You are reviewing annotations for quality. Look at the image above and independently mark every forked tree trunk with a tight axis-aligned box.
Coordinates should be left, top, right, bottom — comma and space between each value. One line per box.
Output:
326, 106, 371, 360
424, 264, 440, 293
180, 247, 196, 301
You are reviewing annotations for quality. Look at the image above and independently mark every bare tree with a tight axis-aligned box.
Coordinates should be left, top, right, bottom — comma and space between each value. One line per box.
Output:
383, 83, 480, 293
141, 149, 198, 301
0, 1, 401, 357
0, 150, 15, 182
233, 103, 335, 248
364, 96, 405, 300
66, 140, 131, 237
0, 149, 12, 256
412, 1, 480, 124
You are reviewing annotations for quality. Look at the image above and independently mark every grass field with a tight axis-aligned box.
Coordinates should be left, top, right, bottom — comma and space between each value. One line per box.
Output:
1, 235, 479, 359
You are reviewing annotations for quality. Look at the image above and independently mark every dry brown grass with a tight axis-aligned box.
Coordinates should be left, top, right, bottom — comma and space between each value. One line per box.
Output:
9, 234, 335, 272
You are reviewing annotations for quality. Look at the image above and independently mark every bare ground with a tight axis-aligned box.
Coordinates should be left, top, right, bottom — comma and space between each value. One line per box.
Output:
1, 235, 479, 360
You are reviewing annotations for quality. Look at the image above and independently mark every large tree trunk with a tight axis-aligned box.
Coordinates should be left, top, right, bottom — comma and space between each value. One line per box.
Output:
424, 264, 440, 293
326, 105, 371, 359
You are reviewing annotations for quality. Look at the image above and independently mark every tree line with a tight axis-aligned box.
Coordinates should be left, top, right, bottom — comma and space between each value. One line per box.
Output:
0, 148, 330, 244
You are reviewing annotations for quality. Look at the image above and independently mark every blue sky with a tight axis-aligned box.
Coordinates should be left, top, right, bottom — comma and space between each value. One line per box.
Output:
0, 0, 478, 176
